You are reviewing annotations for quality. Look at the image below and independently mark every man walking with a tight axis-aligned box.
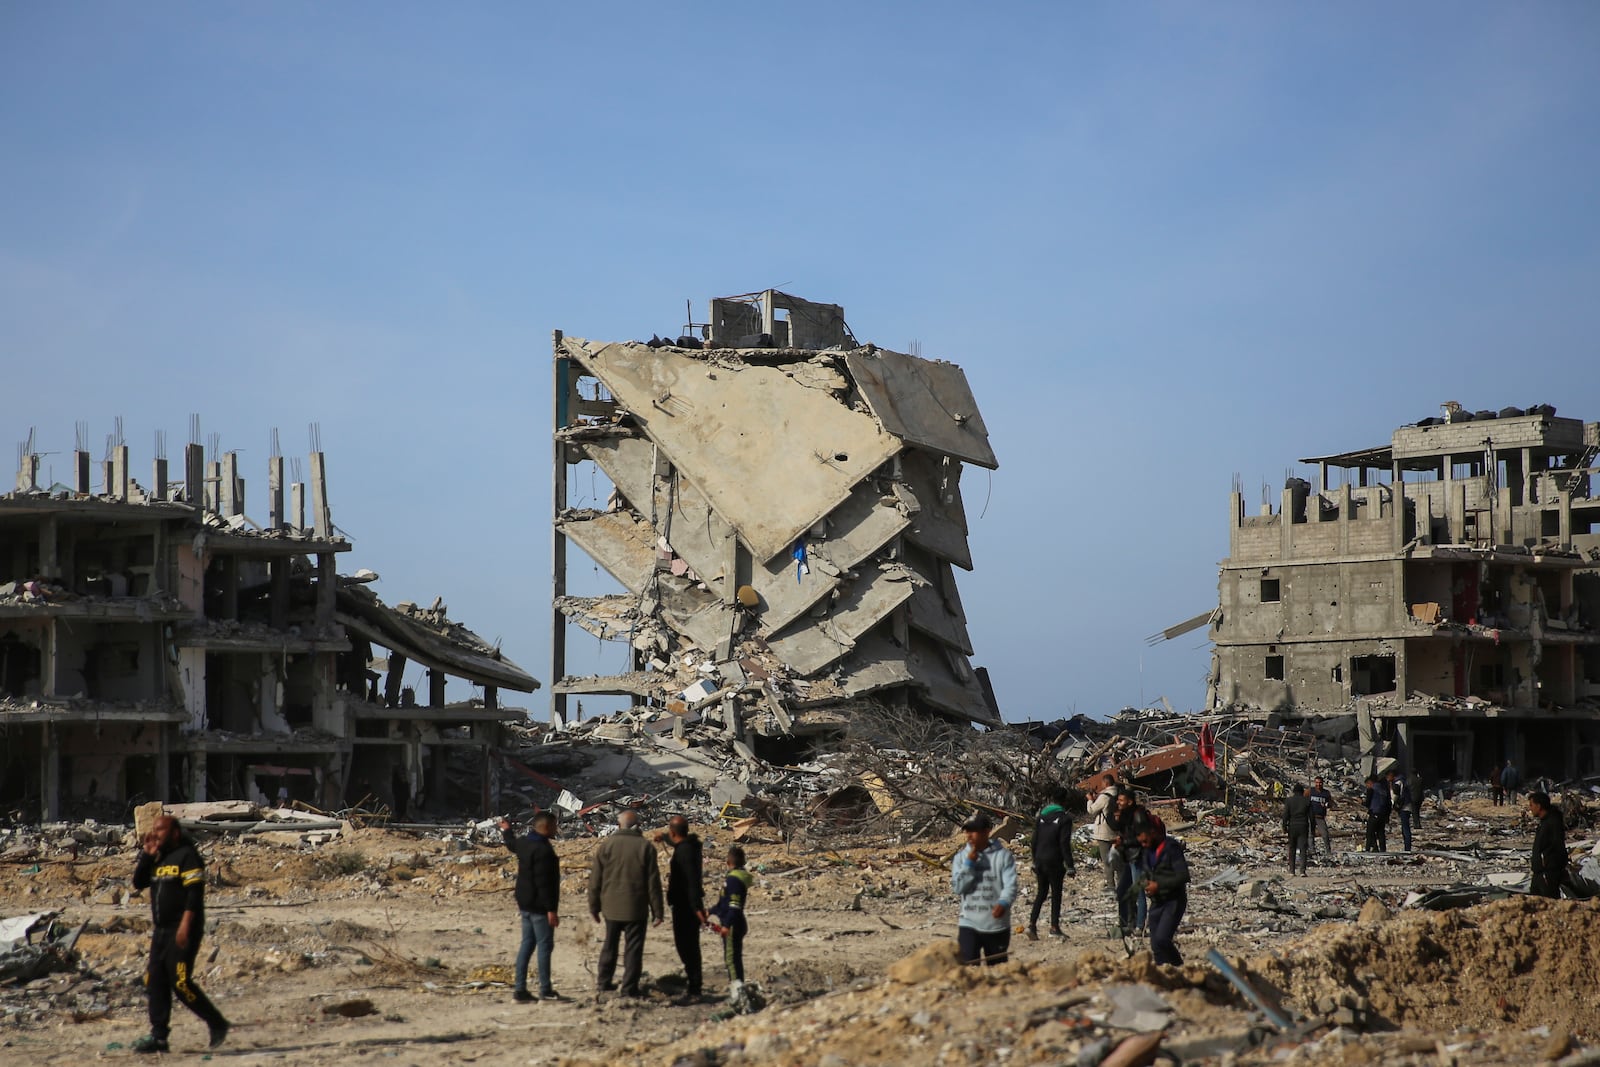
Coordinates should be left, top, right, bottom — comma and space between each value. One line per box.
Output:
1138, 817, 1189, 967
499, 811, 563, 1002
1027, 787, 1077, 941
1086, 778, 1121, 892
1282, 784, 1312, 875
1388, 770, 1415, 851
588, 810, 663, 998
661, 815, 707, 1003
1528, 791, 1569, 899
1308, 776, 1334, 856
1501, 759, 1522, 804
130, 815, 229, 1053
1111, 790, 1151, 936
1363, 775, 1391, 852
950, 812, 1017, 966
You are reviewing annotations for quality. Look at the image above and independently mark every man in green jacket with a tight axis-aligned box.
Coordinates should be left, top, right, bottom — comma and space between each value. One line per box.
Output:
588, 809, 664, 998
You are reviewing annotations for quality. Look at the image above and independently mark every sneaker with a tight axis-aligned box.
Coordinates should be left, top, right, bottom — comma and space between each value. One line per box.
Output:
1049, 926, 1066, 938
513, 989, 535, 1003
538, 989, 567, 1002
1026, 927, 1039, 942
208, 1019, 230, 1049
131, 1035, 170, 1054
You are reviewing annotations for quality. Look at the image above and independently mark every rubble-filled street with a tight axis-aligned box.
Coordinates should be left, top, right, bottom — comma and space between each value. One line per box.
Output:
3, 740, 1598, 1066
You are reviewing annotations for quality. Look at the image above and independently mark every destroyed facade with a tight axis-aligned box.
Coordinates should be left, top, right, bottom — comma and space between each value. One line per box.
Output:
1207, 404, 1600, 782
1, 427, 538, 819
550, 291, 1001, 750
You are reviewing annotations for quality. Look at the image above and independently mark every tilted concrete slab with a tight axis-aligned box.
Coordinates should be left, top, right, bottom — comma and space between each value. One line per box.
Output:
566, 339, 902, 562
900, 449, 972, 570
907, 567, 974, 655
575, 429, 910, 635
905, 633, 998, 725
845, 348, 997, 469
764, 564, 922, 675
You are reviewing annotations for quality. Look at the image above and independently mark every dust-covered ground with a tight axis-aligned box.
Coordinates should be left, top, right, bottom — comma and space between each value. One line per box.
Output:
2, 797, 1596, 1065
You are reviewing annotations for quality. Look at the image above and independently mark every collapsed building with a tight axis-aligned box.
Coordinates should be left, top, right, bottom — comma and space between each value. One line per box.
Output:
549, 291, 1001, 754
1199, 403, 1600, 783
0, 426, 538, 820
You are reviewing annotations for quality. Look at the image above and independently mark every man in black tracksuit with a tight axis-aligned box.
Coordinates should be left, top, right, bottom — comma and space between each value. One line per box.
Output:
131, 815, 228, 1054
1282, 784, 1312, 876
1528, 791, 1569, 899
663, 815, 707, 1003
1027, 787, 1077, 940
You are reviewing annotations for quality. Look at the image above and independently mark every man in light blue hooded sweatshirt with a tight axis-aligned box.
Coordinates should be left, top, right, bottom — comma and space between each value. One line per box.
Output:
950, 812, 1018, 965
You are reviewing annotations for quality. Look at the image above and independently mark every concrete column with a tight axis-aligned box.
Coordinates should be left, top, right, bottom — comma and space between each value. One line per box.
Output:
220, 453, 238, 517
40, 516, 59, 579
221, 556, 239, 620
384, 653, 408, 708
551, 334, 570, 727
268, 456, 285, 530
74, 451, 92, 496
309, 453, 332, 539
41, 722, 61, 821
291, 483, 306, 532
483, 685, 498, 711
153, 457, 168, 501
112, 445, 130, 501
270, 559, 290, 629
1394, 720, 1411, 775
428, 668, 446, 708
315, 553, 335, 628
184, 444, 205, 507
155, 726, 171, 804
190, 750, 208, 802
204, 461, 220, 512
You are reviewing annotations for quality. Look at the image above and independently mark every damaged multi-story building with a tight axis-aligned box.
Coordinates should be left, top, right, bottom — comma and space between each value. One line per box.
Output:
550, 291, 1001, 752
1206, 403, 1600, 783
1, 426, 537, 820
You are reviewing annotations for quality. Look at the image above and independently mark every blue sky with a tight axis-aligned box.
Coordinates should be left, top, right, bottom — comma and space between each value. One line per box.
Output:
4, 4, 1598, 721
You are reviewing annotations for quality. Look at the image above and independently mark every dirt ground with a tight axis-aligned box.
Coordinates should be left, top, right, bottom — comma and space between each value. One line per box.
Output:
1, 796, 1596, 1065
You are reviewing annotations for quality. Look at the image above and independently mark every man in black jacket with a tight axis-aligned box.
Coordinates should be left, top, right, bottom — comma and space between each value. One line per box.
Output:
1528, 791, 1569, 899
1027, 787, 1077, 941
662, 815, 707, 1003
500, 811, 563, 1001
1138, 817, 1189, 966
130, 815, 229, 1054
1282, 784, 1312, 876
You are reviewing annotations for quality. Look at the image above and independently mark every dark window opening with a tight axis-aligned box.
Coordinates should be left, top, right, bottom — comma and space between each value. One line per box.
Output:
1265, 655, 1285, 681
1261, 579, 1281, 603
1351, 654, 1397, 695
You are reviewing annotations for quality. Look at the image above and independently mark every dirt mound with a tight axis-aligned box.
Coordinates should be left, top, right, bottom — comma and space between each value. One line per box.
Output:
1255, 896, 1600, 1036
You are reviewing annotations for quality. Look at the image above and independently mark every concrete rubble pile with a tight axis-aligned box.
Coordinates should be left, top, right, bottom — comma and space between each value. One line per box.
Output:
550, 291, 1003, 752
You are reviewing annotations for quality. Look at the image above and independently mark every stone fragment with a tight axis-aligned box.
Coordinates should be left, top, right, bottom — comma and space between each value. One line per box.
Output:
887, 940, 961, 985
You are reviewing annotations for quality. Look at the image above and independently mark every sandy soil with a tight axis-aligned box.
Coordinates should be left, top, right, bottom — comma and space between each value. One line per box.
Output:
0, 796, 1594, 1065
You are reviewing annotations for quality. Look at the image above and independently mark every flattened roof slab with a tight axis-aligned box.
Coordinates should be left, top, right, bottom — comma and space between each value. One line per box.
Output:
763, 564, 922, 675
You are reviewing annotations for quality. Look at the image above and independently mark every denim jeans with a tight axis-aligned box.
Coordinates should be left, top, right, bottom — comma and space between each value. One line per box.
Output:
515, 911, 554, 994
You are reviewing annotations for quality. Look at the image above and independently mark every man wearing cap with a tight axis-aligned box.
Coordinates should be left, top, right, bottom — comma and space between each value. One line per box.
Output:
950, 812, 1017, 966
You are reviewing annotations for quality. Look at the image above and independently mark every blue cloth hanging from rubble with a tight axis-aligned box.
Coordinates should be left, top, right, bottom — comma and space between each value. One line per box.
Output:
792, 541, 809, 584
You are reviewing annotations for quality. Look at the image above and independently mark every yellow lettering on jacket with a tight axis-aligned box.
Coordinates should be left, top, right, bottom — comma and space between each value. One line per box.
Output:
154, 864, 181, 878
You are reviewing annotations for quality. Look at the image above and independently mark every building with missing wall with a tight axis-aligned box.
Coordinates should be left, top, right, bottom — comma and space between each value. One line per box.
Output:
1207, 404, 1600, 783
1, 426, 537, 819
550, 291, 1001, 752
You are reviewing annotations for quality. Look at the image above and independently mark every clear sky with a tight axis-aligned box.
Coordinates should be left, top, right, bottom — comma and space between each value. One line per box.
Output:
4, 3, 1598, 722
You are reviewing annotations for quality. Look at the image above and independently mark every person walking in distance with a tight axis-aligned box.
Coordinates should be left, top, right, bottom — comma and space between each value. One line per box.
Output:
1282, 784, 1312, 876
1110, 790, 1151, 936
950, 812, 1017, 966
1027, 786, 1077, 941
1501, 759, 1522, 804
1363, 775, 1391, 852
130, 815, 229, 1053
1308, 776, 1334, 856
588, 810, 664, 998
661, 815, 707, 1004
708, 845, 754, 991
1528, 791, 1570, 899
1388, 769, 1415, 852
499, 811, 564, 1002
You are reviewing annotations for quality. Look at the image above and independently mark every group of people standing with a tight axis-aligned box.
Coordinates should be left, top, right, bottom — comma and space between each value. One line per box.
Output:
497, 809, 752, 1006
950, 780, 1192, 971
